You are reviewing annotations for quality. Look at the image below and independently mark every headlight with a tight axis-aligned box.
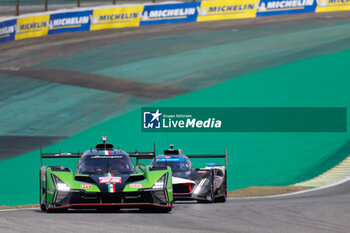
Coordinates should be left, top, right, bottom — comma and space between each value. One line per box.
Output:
52, 174, 71, 192
152, 174, 167, 189
56, 183, 70, 192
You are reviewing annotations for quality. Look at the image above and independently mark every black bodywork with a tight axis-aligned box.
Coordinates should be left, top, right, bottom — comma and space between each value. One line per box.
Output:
152, 147, 227, 203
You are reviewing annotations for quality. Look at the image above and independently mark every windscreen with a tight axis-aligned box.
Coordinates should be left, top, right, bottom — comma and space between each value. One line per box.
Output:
76, 154, 135, 175
152, 157, 192, 172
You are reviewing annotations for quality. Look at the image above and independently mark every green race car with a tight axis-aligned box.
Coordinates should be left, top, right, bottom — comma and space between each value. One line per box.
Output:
40, 137, 173, 212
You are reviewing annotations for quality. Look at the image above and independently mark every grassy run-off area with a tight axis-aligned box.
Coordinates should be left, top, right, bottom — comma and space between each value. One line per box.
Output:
0, 48, 349, 206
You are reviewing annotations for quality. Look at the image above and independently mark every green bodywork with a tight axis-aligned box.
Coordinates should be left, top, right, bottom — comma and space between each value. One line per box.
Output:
40, 165, 173, 206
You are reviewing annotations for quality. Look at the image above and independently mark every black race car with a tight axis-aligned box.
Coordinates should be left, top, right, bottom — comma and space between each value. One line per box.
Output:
150, 145, 227, 203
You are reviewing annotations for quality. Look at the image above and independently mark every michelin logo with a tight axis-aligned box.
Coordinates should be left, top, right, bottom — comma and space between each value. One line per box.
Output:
143, 109, 162, 129
0, 25, 15, 36
90, 13, 138, 25
255, 0, 315, 11
15, 21, 48, 34
197, 4, 255, 16
49, 16, 89, 29
141, 8, 196, 20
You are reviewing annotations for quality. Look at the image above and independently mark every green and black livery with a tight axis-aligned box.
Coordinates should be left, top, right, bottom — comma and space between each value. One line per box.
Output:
40, 139, 173, 212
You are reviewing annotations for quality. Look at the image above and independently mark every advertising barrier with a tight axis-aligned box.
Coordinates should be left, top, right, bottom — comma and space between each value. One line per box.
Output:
0, 19, 16, 43
48, 11, 92, 35
316, 0, 350, 13
256, 0, 317, 16
90, 6, 143, 31
140, 2, 200, 26
15, 14, 50, 40
1, 0, 350, 43
197, 0, 257, 22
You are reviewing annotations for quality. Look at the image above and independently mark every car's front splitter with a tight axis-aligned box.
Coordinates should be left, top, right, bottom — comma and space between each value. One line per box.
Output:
48, 202, 173, 210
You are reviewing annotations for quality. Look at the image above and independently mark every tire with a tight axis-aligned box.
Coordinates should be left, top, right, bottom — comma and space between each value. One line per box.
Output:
151, 206, 172, 213
39, 171, 47, 212
40, 204, 47, 211
47, 207, 68, 213
157, 207, 172, 213
207, 185, 215, 203
215, 175, 227, 203
197, 182, 215, 203
139, 207, 152, 213
140, 202, 173, 213
215, 191, 227, 203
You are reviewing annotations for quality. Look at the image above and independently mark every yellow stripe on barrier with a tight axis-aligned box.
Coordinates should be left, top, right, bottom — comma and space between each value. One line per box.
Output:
50, 25, 82, 30
90, 6, 144, 31
197, 0, 257, 22
0, 34, 10, 39
142, 16, 188, 21
316, 0, 350, 12
15, 15, 50, 40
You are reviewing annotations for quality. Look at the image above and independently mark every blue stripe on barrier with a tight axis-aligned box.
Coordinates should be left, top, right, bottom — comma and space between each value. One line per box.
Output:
0, 19, 17, 43
48, 10, 93, 35
256, 0, 317, 17
140, 2, 201, 26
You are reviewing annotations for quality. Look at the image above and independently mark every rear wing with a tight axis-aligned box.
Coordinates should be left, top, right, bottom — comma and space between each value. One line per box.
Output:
135, 145, 228, 167
128, 143, 156, 165
186, 149, 228, 167
40, 146, 83, 167
40, 144, 157, 167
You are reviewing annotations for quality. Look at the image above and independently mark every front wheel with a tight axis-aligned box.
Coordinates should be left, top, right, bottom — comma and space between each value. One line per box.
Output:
215, 183, 227, 203
140, 203, 173, 213
47, 207, 68, 213
197, 184, 215, 203
215, 192, 227, 203
40, 203, 47, 211
150, 206, 172, 213
39, 171, 47, 212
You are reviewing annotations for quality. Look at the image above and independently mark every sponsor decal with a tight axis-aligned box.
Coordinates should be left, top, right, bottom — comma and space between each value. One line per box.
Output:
81, 184, 92, 189
0, 19, 16, 43
256, 0, 317, 16
99, 177, 122, 183
102, 150, 112, 155
98, 173, 120, 193
316, 0, 350, 12
156, 158, 185, 162
90, 6, 143, 31
91, 155, 122, 159
108, 183, 116, 193
140, 2, 200, 26
48, 11, 92, 34
214, 177, 222, 190
197, 0, 257, 22
15, 15, 50, 40
129, 183, 143, 188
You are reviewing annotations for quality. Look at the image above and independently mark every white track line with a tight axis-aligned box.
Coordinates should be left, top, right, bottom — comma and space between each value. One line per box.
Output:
228, 175, 350, 200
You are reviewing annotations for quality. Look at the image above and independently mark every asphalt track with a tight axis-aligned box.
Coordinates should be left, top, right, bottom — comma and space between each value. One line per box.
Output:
1, 180, 350, 233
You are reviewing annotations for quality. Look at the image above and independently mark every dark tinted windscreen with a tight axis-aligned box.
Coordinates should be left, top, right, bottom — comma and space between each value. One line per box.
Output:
152, 157, 192, 172
77, 155, 135, 175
